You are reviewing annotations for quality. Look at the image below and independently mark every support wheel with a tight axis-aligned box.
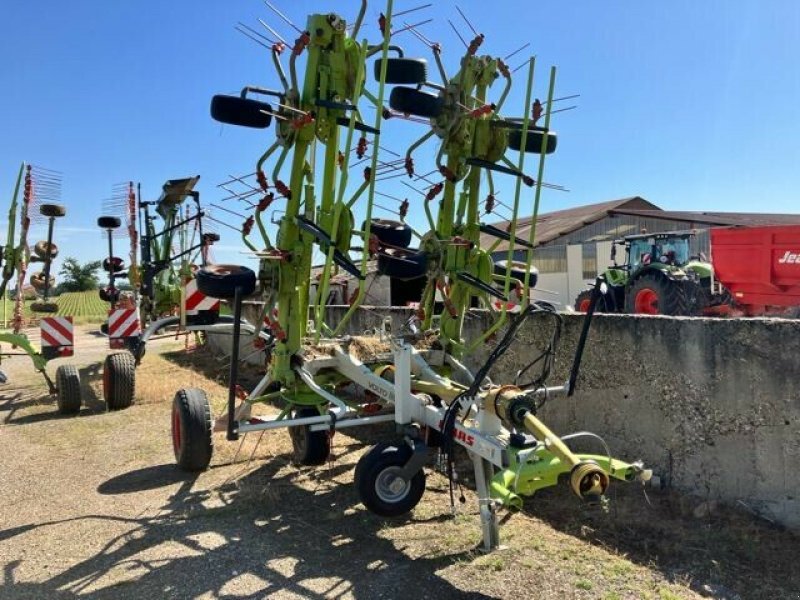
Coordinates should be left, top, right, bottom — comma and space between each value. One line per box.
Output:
103, 351, 136, 410
172, 388, 213, 471
355, 443, 426, 518
288, 407, 331, 466
196, 264, 257, 299
55, 364, 81, 415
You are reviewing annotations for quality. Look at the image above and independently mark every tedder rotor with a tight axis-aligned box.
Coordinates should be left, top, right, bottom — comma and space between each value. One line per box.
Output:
169, 1, 650, 550
0, 163, 82, 414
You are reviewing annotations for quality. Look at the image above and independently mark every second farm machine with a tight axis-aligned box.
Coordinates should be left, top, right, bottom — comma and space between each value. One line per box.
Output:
168, 1, 650, 550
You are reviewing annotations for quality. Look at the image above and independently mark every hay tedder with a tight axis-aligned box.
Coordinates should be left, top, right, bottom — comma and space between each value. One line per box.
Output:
96, 177, 271, 410
0, 163, 82, 414
169, 1, 650, 550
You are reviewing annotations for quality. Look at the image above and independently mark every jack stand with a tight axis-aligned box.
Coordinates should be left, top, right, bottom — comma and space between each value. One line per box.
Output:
473, 454, 501, 552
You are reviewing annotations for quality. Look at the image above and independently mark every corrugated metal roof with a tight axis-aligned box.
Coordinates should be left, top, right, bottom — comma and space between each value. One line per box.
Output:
481, 196, 659, 250
609, 208, 800, 227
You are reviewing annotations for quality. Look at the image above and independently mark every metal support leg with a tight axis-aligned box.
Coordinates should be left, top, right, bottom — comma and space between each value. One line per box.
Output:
227, 286, 243, 441
472, 453, 500, 552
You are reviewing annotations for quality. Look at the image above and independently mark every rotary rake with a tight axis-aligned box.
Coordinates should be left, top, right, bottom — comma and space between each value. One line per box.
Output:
0, 163, 82, 414
96, 177, 270, 410
169, 1, 650, 550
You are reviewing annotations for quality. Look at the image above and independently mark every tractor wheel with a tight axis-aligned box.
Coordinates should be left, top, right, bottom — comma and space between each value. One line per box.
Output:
172, 388, 213, 472
97, 216, 121, 229
211, 94, 272, 129
389, 87, 443, 119
103, 351, 136, 410
55, 364, 81, 415
40, 203, 66, 218
377, 250, 427, 280
507, 127, 558, 155
196, 264, 257, 299
288, 407, 331, 466
364, 219, 412, 249
625, 273, 689, 316
34, 241, 58, 260
355, 443, 426, 518
574, 290, 594, 313
374, 57, 427, 84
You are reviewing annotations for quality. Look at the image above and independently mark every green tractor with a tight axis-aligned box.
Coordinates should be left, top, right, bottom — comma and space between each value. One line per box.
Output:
574, 230, 716, 316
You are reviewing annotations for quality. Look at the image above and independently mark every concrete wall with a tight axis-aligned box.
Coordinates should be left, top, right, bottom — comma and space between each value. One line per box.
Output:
209, 305, 800, 530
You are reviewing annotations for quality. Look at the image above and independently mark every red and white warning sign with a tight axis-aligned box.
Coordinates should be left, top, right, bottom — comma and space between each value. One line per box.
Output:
184, 278, 220, 315
491, 300, 522, 314
40, 316, 74, 357
108, 308, 141, 349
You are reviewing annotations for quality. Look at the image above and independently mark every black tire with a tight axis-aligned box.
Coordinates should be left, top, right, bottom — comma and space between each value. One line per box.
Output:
30, 301, 58, 313
377, 250, 427, 280
40, 203, 66, 218
34, 240, 58, 260
98, 216, 121, 229
196, 264, 257, 299
29, 272, 55, 290
625, 272, 689, 316
211, 94, 272, 129
374, 58, 427, 84
172, 388, 213, 472
103, 257, 125, 273
288, 407, 331, 466
203, 232, 221, 243
365, 219, 412, 249
99, 287, 120, 304
55, 364, 81, 415
356, 443, 426, 518
494, 260, 539, 288
507, 128, 557, 155
389, 87, 443, 119
103, 351, 136, 410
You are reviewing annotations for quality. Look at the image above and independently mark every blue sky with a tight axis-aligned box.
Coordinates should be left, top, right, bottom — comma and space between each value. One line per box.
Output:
1, 0, 798, 275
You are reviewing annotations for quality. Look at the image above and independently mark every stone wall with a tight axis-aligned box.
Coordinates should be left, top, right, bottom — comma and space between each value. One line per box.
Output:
208, 305, 800, 529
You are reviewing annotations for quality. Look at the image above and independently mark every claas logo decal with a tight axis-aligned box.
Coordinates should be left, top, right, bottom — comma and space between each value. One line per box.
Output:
438, 420, 475, 446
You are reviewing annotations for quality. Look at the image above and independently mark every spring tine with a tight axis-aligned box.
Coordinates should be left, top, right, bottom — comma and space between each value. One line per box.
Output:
218, 172, 257, 187
211, 203, 249, 220
238, 21, 276, 44
392, 19, 433, 37
393, 3, 432, 18
448, 20, 468, 48
455, 5, 479, 37
263, 0, 303, 34
235, 25, 271, 50
503, 42, 530, 61
401, 180, 426, 197
258, 18, 287, 44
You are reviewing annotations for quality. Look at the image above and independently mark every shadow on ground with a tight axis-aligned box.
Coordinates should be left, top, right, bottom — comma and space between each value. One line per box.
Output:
2, 459, 497, 599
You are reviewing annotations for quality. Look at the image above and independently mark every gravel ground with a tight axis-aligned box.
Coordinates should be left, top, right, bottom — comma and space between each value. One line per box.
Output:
1, 326, 798, 599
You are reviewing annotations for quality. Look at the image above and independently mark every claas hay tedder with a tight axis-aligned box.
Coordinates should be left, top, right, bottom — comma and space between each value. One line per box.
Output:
169, 0, 650, 550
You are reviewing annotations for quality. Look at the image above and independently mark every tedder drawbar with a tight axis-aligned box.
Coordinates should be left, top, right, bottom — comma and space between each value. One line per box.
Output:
169, 1, 650, 550
1, 163, 82, 414
96, 177, 272, 410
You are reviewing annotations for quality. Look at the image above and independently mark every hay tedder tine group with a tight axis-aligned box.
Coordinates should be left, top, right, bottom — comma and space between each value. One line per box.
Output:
160, 0, 650, 550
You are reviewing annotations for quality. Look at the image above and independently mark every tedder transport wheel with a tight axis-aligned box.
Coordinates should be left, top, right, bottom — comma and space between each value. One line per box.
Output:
365, 219, 412, 249
355, 443, 426, 518
374, 57, 427, 84
39, 203, 66, 218
625, 272, 689, 316
506, 127, 558, 155
172, 388, 213, 471
288, 407, 331, 466
55, 364, 82, 415
97, 216, 121, 229
377, 250, 427, 280
103, 351, 136, 410
196, 264, 257, 299
210, 95, 272, 129
389, 87, 443, 119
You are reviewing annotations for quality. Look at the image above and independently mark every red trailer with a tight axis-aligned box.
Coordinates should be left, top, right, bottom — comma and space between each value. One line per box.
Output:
710, 224, 800, 316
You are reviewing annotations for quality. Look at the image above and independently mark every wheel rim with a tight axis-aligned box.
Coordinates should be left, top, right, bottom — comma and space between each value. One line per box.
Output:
578, 299, 591, 312
634, 288, 659, 314
171, 405, 182, 455
375, 465, 411, 503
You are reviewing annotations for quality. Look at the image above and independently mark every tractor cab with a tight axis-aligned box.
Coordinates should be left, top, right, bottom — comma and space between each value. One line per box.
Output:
623, 232, 692, 274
